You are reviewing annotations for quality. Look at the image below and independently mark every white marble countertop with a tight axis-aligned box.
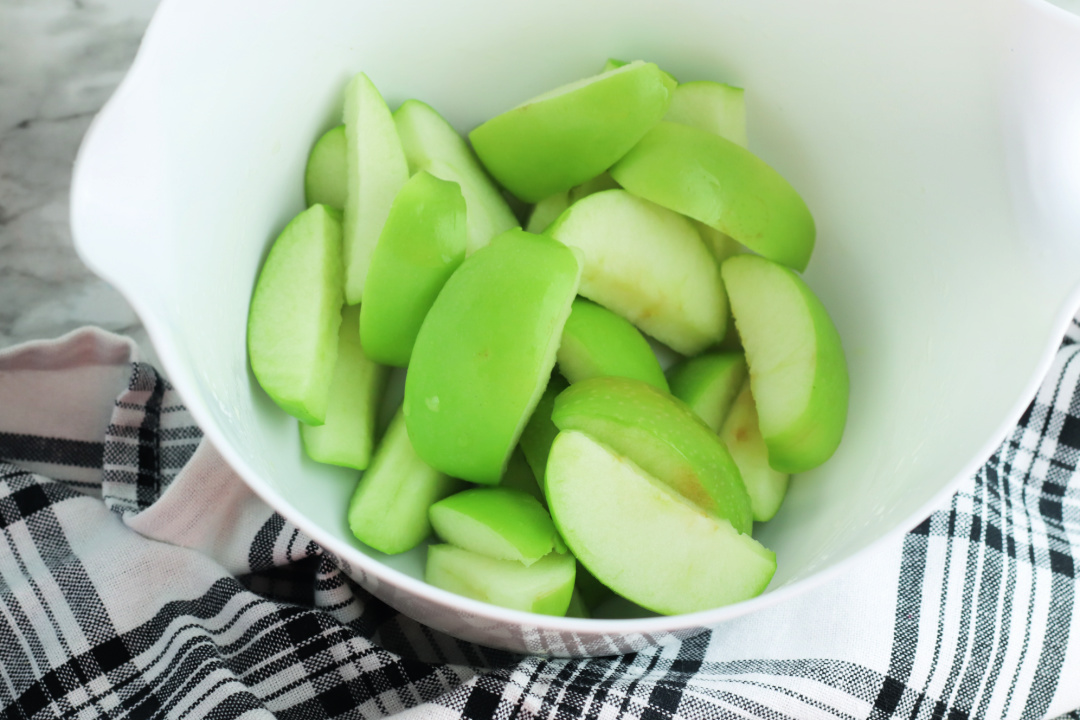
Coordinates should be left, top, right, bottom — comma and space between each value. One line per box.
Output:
1, 0, 163, 367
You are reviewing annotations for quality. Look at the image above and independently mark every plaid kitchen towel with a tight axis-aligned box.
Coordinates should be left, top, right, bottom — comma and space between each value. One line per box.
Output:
0, 326, 1077, 720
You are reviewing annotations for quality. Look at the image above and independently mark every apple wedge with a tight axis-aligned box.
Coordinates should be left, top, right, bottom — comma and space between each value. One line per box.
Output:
404, 229, 581, 484
300, 304, 386, 469
720, 380, 789, 522
526, 192, 570, 234
469, 61, 675, 202
721, 254, 849, 473
342, 73, 409, 304
429, 487, 564, 566
568, 173, 620, 204
519, 373, 569, 488
393, 99, 518, 254
667, 352, 747, 433
546, 430, 775, 615
665, 81, 747, 148
552, 376, 752, 535
611, 121, 815, 271
247, 204, 343, 425
557, 298, 669, 392
304, 125, 347, 209
499, 448, 547, 507
360, 171, 467, 366
547, 189, 726, 355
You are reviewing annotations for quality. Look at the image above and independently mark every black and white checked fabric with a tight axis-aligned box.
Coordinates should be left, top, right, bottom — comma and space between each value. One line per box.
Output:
0, 325, 1077, 719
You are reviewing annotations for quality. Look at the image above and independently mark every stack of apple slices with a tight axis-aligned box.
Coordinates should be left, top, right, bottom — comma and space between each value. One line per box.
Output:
247, 58, 850, 618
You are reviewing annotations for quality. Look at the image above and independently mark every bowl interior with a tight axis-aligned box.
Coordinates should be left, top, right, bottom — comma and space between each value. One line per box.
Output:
72, 0, 1080, 624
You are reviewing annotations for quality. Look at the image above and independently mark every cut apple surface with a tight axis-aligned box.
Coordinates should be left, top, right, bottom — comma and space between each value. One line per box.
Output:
667, 352, 747, 433
664, 81, 747, 148
248, 204, 344, 425
360, 171, 467, 366
526, 192, 570, 234
720, 380, 789, 522
429, 487, 564, 566
557, 298, 669, 392
547, 189, 726, 355
300, 304, 386, 468
519, 373, 570, 489
546, 430, 775, 615
404, 229, 581, 484
304, 124, 347, 209
469, 62, 675, 202
722, 254, 849, 473
611, 121, 815, 272
551, 376, 752, 535
342, 73, 410, 304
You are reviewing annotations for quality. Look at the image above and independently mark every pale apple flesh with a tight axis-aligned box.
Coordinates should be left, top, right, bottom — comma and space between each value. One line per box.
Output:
720, 380, 789, 522
664, 80, 747, 148
428, 487, 564, 566
557, 298, 669, 392
526, 192, 570, 234
667, 352, 747, 433
304, 124, 347, 209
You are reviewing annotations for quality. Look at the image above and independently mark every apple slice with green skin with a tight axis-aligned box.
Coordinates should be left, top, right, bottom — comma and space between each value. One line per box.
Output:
404, 229, 581, 484
469, 61, 675, 202
426, 544, 576, 616
526, 192, 569, 234
722, 254, 849, 473
300, 304, 386, 468
394, 99, 517, 255
696, 221, 743, 266
348, 408, 460, 554
305, 125, 347, 209
519, 373, 569, 488
547, 189, 726, 355
359, 171, 467, 367
602, 58, 678, 85
611, 121, 815, 272
665, 81, 747, 148
429, 488, 564, 566
558, 298, 669, 392
552, 376, 752, 535
720, 380, 789, 522
248, 204, 343, 425
499, 448, 546, 507
568, 173, 620, 204
546, 430, 775, 614
342, 73, 409, 304
667, 352, 747, 433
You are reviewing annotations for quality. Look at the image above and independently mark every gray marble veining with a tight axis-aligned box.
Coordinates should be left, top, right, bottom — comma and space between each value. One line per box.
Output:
1, 0, 162, 367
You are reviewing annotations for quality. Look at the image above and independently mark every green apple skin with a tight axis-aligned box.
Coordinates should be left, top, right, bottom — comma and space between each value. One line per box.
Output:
526, 192, 570, 234
665, 81, 747, 148
611, 121, 815, 272
469, 61, 676, 202
721, 254, 849, 473
547, 189, 726, 355
248, 204, 344, 425
300, 304, 387, 468
428, 487, 563, 566
720, 380, 789, 522
342, 73, 410, 304
304, 125, 347, 209
499, 448, 547, 507
348, 408, 460, 555
551, 376, 752, 535
360, 171, 467, 367
404, 229, 581, 484
393, 99, 518, 255
546, 430, 775, 615
558, 298, 669, 392
667, 352, 747, 433
425, 544, 576, 616
519, 373, 570, 489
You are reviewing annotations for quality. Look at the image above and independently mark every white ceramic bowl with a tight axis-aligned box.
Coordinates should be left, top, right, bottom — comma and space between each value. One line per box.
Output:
70, 0, 1080, 656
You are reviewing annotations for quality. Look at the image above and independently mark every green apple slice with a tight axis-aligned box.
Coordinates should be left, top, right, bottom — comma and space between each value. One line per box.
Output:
611, 121, 815, 271
601, 58, 678, 85
721, 254, 849, 473
393, 99, 518, 254
667, 352, 747, 433
342, 73, 409, 304
469, 61, 676, 202
567, 173, 620, 204
552, 376, 752, 535
720, 380, 789, 522
546, 430, 775, 614
348, 408, 459, 554
248, 204, 344, 425
425, 544, 576, 616
547, 189, 726, 355
557, 298, 669, 392
404, 230, 581, 484
519, 373, 569, 488
525, 192, 570, 234
696, 221, 743, 266
300, 304, 386, 468
429, 488, 564, 566
664, 81, 747, 148
359, 171, 467, 366
304, 125, 347, 209
499, 448, 546, 507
